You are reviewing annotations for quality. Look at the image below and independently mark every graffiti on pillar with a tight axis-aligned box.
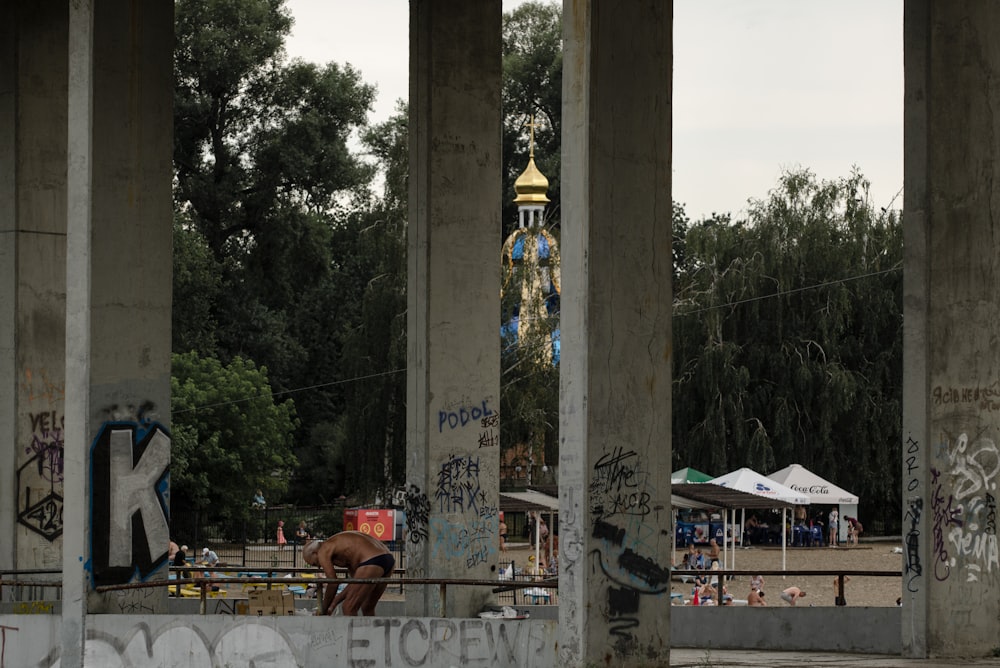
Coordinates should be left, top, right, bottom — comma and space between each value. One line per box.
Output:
437, 397, 495, 433
946, 431, 1000, 502
90, 420, 171, 587
17, 370, 66, 542
17, 411, 65, 540
435, 454, 483, 514
19, 367, 65, 405
479, 412, 500, 448
932, 430, 1000, 584
24, 410, 65, 483
429, 517, 496, 568
404, 484, 431, 545
588, 445, 666, 656
430, 453, 497, 567
904, 496, 923, 592
903, 433, 923, 593
930, 466, 961, 581
590, 446, 651, 519
17, 462, 64, 542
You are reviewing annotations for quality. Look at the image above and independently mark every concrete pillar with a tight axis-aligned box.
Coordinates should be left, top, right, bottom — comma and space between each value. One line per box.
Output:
1, 1, 71, 580
903, 0, 1000, 657
62, 0, 174, 663
405, 0, 502, 617
0, 0, 17, 576
558, 2, 674, 665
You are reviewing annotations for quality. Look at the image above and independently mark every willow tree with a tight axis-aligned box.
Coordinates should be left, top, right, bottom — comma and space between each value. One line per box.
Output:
673, 168, 903, 532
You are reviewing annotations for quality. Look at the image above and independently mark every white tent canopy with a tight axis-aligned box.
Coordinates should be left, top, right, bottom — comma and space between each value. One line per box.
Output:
767, 463, 859, 544
711, 467, 809, 506
709, 467, 810, 571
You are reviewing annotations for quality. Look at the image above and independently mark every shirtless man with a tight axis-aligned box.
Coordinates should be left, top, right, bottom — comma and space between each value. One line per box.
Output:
303, 531, 395, 616
747, 588, 766, 606
780, 586, 806, 606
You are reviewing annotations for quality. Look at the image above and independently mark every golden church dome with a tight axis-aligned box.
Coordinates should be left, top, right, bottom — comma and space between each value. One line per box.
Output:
513, 156, 550, 205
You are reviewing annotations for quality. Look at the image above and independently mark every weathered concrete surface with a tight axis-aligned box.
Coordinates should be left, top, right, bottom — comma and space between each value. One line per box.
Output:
558, 2, 674, 665
902, 0, 1000, 658
1, 614, 557, 667
671, 606, 901, 655
405, 0, 503, 619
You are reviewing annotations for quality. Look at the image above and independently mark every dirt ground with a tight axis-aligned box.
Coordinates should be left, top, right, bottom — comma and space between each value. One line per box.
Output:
671, 541, 904, 607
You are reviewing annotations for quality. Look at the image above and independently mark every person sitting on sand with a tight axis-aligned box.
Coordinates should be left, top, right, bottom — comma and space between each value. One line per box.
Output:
748, 588, 766, 606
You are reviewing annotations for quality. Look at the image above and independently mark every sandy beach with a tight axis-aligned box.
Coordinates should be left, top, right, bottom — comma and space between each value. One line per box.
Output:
671, 541, 903, 607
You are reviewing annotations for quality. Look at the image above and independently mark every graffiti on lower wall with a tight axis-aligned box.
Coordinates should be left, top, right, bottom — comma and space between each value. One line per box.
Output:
9, 616, 553, 668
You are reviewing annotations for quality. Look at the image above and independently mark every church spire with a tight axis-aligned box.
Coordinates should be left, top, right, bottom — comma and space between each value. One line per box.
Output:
513, 114, 550, 224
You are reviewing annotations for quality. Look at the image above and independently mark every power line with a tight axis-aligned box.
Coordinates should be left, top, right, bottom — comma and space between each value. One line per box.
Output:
174, 266, 902, 413
172, 368, 405, 414
674, 266, 901, 317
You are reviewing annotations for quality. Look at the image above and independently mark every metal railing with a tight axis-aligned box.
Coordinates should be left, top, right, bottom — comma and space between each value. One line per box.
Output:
672, 568, 899, 606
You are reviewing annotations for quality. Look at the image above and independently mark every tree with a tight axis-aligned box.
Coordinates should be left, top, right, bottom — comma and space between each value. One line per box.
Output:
502, 1, 563, 238
170, 351, 299, 525
173, 0, 377, 382
172, 0, 391, 503
672, 168, 903, 532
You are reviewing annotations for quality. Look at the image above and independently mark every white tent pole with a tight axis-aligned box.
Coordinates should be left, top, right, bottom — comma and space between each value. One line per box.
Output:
672, 508, 677, 567
548, 510, 554, 568
731, 508, 737, 572
534, 513, 540, 570
782, 508, 787, 572
722, 509, 728, 569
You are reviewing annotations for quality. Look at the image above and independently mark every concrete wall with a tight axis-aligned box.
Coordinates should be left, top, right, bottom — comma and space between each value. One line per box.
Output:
1, 614, 558, 667
0, 608, 903, 665
671, 607, 901, 655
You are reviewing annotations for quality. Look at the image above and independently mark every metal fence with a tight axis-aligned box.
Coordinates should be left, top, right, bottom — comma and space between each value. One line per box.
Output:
173, 505, 348, 569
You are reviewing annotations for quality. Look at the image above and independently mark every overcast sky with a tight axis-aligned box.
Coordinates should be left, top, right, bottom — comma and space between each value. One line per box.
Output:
284, 1, 904, 221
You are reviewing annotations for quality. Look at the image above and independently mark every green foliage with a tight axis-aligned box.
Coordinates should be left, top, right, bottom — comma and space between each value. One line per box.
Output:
673, 168, 903, 532
170, 351, 299, 523
172, 213, 223, 356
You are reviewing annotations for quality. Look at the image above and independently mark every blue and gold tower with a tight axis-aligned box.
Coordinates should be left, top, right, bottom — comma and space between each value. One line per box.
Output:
501, 116, 560, 365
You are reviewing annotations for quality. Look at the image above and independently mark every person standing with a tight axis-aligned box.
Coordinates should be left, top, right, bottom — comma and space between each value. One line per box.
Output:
828, 508, 839, 547
174, 545, 190, 579
277, 520, 287, 550
833, 575, 850, 606
296, 521, 312, 544
706, 538, 721, 566
498, 512, 508, 554
846, 516, 863, 546
303, 531, 395, 616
